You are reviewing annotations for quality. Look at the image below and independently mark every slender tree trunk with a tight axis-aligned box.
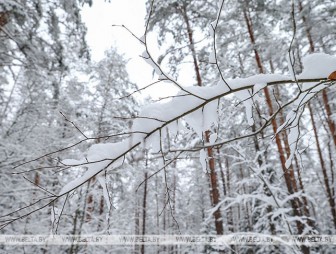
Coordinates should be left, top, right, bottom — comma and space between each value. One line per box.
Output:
298, 0, 336, 148
181, 4, 202, 86
218, 149, 227, 197
298, 0, 315, 53
96, 192, 105, 231
238, 166, 254, 233
171, 162, 177, 254
275, 84, 314, 228
207, 171, 214, 207
69, 188, 84, 254
85, 178, 95, 222
298, 0, 336, 232
155, 175, 160, 233
72, 182, 91, 254
180, 3, 224, 236
264, 59, 304, 234
243, 9, 309, 253
308, 103, 336, 229
322, 92, 336, 147
294, 155, 315, 228
225, 158, 234, 234
205, 133, 224, 235
134, 198, 140, 254
328, 142, 335, 201
141, 172, 148, 254
162, 188, 166, 253
218, 150, 237, 243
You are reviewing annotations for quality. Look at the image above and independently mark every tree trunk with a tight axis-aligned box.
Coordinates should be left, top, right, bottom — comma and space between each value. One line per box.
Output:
298, 0, 315, 53
141, 172, 148, 254
298, 0, 336, 148
181, 4, 202, 87
134, 198, 140, 254
322, 91, 336, 147
308, 103, 336, 229
225, 158, 234, 234
298, 0, 336, 232
85, 178, 95, 222
180, 3, 224, 235
243, 8, 309, 253
275, 84, 314, 229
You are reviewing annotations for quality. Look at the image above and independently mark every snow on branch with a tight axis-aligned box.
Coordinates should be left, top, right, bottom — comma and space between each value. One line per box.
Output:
57, 53, 335, 198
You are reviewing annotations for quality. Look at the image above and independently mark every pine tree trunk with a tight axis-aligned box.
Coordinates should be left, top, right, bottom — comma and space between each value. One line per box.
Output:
298, 0, 336, 147
180, 3, 224, 235
85, 178, 95, 222
308, 103, 336, 228
275, 85, 314, 228
298, 0, 315, 53
134, 198, 140, 254
298, 1, 336, 231
205, 132, 224, 235
225, 158, 234, 234
180, 4, 202, 87
141, 172, 148, 254
243, 8, 309, 253
322, 91, 336, 147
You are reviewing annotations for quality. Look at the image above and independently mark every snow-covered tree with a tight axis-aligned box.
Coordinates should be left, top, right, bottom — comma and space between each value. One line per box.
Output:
1, 1, 336, 254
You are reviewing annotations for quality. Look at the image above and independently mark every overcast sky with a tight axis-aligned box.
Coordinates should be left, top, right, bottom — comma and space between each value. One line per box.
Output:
81, 0, 178, 99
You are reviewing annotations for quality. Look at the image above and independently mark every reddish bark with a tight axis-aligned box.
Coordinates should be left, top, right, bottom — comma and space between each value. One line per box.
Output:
205, 132, 224, 235
180, 4, 202, 87
298, 0, 336, 147
180, 3, 224, 235
86, 190, 94, 222
298, 0, 315, 53
322, 91, 336, 147
243, 7, 307, 241
308, 103, 336, 228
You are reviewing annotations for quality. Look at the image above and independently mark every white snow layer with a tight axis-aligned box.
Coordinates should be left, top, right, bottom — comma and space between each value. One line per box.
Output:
298, 53, 336, 79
